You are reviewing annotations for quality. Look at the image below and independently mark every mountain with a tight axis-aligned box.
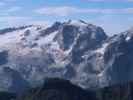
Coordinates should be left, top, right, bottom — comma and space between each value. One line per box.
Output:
0, 20, 132, 93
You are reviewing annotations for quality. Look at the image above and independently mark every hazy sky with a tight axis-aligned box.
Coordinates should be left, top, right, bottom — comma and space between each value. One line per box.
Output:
0, 0, 133, 35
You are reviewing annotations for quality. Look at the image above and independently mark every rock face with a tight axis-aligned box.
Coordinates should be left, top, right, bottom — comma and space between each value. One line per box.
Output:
0, 51, 8, 65
96, 82, 133, 100
0, 20, 133, 92
99, 29, 133, 87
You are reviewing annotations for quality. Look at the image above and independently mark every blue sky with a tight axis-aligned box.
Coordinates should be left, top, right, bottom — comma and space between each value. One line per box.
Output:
0, 0, 133, 35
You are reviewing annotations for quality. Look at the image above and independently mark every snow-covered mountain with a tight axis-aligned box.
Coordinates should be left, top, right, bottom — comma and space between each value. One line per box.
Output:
0, 20, 132, 93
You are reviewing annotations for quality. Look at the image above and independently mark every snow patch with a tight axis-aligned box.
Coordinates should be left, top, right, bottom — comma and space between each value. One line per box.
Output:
69, 20, 88, 27
95, 43, 109, 55
37, 31, 58, 46
126, 36, 131, 41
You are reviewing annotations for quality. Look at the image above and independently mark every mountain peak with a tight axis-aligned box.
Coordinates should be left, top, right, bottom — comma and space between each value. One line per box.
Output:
2, 20, 133, 93
66, 19, 88, 27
